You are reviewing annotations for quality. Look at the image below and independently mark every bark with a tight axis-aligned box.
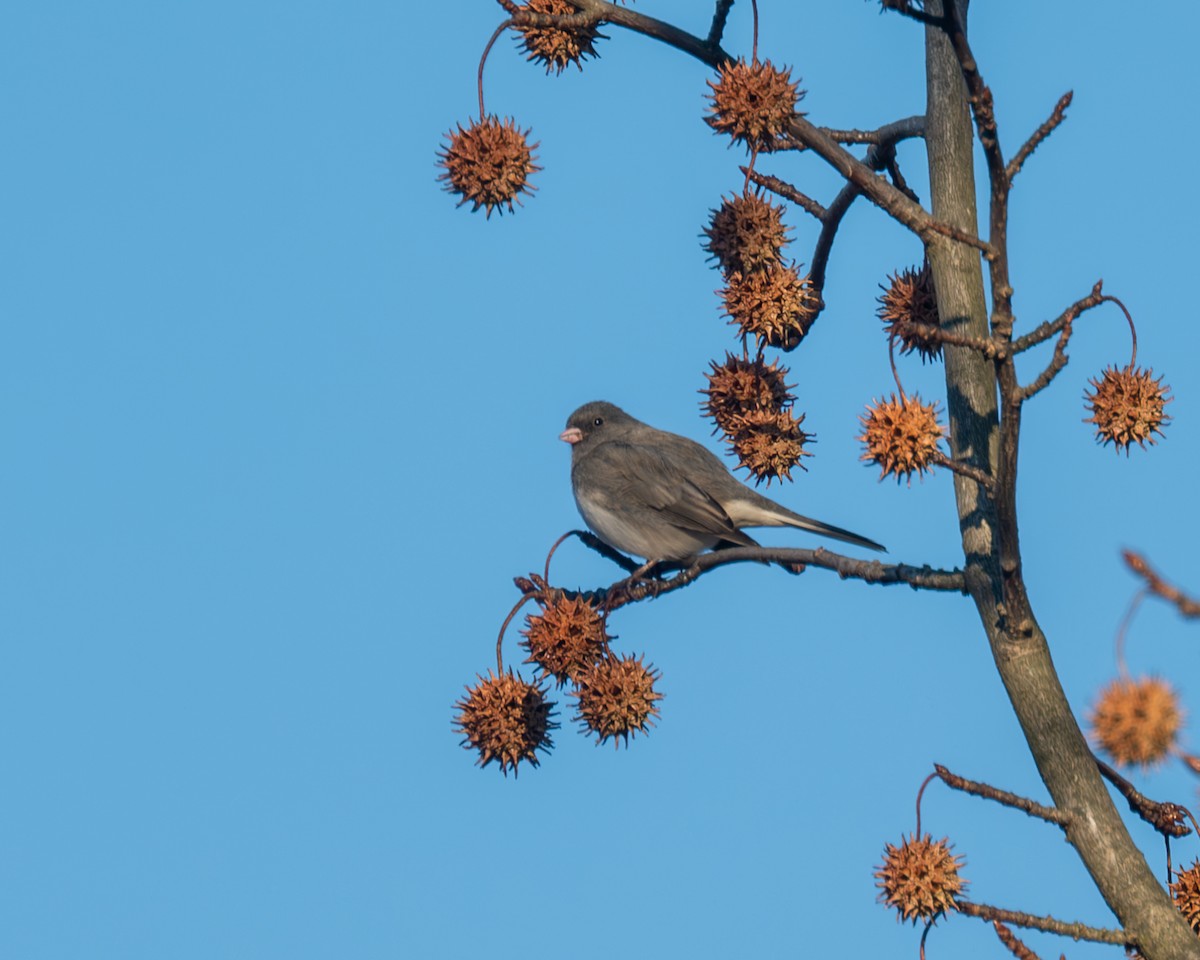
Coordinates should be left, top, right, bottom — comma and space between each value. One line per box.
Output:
924, 2, 1199, 957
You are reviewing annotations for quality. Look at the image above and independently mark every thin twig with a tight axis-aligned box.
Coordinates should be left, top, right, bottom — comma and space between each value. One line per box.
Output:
743, 169, 826, 220
1016, 282, 1108, 402
922, 218, 996, 258
1012, 280, 1105, 352
992, 921, 1043, 960
931, 453, 995, 490
933, 764, 1068, 825
1007, 91, 1073, 182
1123, 550, 1200, 618
901, 322, 1006, 358
1096, 758, 1193, 839
955, 901, 1131, 947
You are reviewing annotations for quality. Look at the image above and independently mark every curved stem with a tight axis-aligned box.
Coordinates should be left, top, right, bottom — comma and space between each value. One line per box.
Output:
495, 593, 536, 673
1100, 294, 1138, 368
477, 20, 513, 119
1113, 588, 1147, 679
915, 771, 937, 837
750, 0, 758, 61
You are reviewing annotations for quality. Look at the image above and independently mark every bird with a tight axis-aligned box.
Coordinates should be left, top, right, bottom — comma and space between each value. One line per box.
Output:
559, 400, 885, 565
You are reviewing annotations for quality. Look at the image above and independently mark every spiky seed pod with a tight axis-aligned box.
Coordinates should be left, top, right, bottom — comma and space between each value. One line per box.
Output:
858, 393, 945, 483
1083, 365, 1172, 453
514, 0, 604, 74
875, 833, 966, 925
437, 116, 540, 217
722, 263, 820, 349
703, 192, 790, 277
520, 593, 612, 687
701, 353, 794, 439
878, 263, 941, 362
453, 670, 558, 776
572, 654, 663, 748
1171, 860, 1200, 934
705, 58, 802, 153
1089, 676, 1182, 769
730, 407, 812, 485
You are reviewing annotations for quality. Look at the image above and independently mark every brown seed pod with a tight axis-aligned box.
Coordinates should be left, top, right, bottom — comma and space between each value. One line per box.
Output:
520, 593, 612, 687
858, 393, 945, 484
705, 58, 802, 153
572, 654, 663, 748
701, 353, 793, 440
1083, 364, 1172, 454
703, 192, 790, 277
437, 115, 540, 217
878, 263, 941, 362
1089, 675, 1181, 769
722, 263, 820, 349
875, 833, 966, 925
453, 670, 558, 776
730, 407, 812, 485
1171, 860, 1200, 934
513, 0, 604, 74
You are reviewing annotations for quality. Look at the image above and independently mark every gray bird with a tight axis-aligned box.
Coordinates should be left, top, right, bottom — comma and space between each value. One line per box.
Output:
560, 400, 885, 564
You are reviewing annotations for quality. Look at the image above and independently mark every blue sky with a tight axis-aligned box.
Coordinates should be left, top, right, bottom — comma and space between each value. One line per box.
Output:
3, 2, 1198, 958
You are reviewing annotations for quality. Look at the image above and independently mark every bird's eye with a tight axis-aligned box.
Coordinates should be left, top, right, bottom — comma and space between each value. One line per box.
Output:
593, 417, 604, 427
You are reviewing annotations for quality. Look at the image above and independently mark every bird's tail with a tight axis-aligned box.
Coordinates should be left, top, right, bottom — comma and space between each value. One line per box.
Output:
730, 495, 887, 553
777, 510, 886, 553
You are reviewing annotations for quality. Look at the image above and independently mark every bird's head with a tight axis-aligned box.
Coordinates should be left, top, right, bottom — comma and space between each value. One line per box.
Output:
560, 401, 635, 450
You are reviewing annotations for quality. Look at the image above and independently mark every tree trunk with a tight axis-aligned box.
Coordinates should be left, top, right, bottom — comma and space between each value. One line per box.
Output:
924, 2, 1199, 957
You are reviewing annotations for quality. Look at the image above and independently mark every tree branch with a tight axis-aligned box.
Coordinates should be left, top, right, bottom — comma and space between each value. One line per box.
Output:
955, 901, 1131, 947
743, 169, 826, 220
1015, 281, 1106, 402
562, 0, 732, 67
705, 0, 735, 48
933, 764, 1067, 825
569, 546, 966, 612
1123, 550, 1200, 619
1007, 91, 1073, 182
1096, 758, 1193, 839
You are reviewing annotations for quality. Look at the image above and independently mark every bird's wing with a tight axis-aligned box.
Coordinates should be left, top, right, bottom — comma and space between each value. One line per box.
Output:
579, 440, 759, 547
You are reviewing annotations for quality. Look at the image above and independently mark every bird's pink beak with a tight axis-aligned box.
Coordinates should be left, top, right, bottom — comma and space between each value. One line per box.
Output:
559, 427, 583, 445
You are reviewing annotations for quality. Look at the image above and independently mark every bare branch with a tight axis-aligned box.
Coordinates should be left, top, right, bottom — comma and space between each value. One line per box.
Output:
933, 764, 1067, 825
1012, 281, 1105, 353
1123, 550, 1200, 619
706, 0, 735, 48
955, 901, 1131, 947
901, 322, 1006, 358
992, 922, 1043, 960
808, 182, 858, 299
569, 546, 966, 612
1016, 281, 1106, 402
781, 115, 926, 151
562, 0, 732, 67
743, 169, 826, 220
1007, 91, 1073, 182
785, 115, 996, 258
1097, 758, 1193, 839
931, 452, 995, 490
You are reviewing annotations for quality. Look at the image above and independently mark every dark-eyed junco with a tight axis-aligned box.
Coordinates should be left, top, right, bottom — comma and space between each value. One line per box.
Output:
560, 400, 885, 563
